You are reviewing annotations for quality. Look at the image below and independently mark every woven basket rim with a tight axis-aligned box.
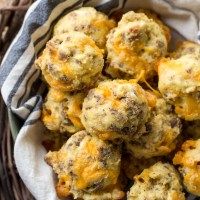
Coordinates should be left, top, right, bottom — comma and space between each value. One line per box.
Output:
0, 1, 35, 199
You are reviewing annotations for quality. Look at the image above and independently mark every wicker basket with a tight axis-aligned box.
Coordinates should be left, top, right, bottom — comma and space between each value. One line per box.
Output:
0, 0, 35, 199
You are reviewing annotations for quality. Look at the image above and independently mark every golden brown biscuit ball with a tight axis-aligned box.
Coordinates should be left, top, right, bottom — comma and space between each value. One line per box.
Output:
158, 41, 200, 120
173, 139, 200, 196
127, 162, 185, 200
45, 130, 124, 199
126, 95, 182, 158
81, 80, 149, 141
106, 11, 168, 79
122, 153, 160, 180
42, 88, 85, 134
53, 7, 116, 49
35, 32, 104, 91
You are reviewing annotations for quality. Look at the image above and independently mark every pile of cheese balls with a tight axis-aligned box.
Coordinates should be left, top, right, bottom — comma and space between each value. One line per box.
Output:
35, 7, 200, 200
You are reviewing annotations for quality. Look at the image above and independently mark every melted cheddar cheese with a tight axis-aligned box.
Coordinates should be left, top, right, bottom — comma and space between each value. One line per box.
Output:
56, 174, 71, 198
145, 90, 158, 108
42, 88, 85, 134
45, 131, 122, 199
175, 94, 200, 121
158, 42, 200, 120
173, 139, 200, 196
67, 93, 85, 130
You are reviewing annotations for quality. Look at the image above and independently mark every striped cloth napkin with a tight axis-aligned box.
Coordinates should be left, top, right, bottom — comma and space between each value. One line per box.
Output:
0, 0, 200, 199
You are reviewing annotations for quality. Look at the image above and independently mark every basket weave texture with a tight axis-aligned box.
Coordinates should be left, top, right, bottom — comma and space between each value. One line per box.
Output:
0, 0, 35, 199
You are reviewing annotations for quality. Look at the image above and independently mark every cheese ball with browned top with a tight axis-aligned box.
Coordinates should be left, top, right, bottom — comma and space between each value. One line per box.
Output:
126, 94, 182, 158
35, 32, 104, 91
42, 88, 85, 134
158, 41, 200, 120
45, 130, 124, 200
106, 11, 169, 79
81, 80, 149, 141
173, 139, 200, 196
127, 162, 185, 200
53, 7, 116, 49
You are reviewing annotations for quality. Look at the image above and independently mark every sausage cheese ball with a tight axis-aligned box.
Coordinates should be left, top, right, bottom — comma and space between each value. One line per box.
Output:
106, 11, 169, 79
42, 88, 85, 134
35, 32, 104, 91
126, 94, 182, 158
81, 80, 149, 141
173, 139, 200, 196
127, 162, 185, 200
158, 41, 200, 120
53, 7, 116, 49
122, 153, 160, 180
45, 131, 124, 199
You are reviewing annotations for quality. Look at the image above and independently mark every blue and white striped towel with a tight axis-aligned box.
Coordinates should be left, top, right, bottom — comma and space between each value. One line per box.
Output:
0, 0, 200, 199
